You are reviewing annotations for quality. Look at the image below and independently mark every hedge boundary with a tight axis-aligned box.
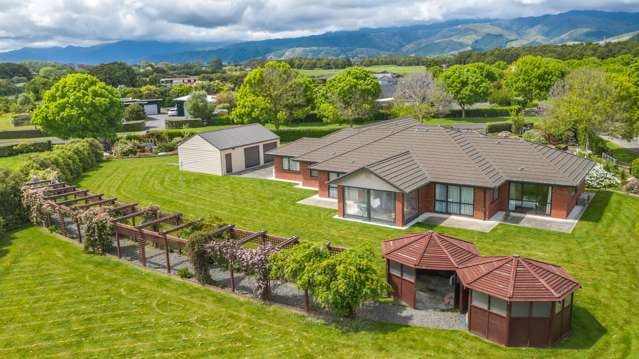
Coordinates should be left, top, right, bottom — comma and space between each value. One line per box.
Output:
166, 118, 205, 129
0, 128, 45, 139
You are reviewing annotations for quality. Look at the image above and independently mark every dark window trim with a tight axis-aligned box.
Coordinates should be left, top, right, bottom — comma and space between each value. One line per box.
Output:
281, 156, 300, 172
342, 186, 396, 225
328, 172, 343, 199
434, 183, 475, 217
309, 168, 319, 178
508, 181, 553, 216
403, 189, 420, 225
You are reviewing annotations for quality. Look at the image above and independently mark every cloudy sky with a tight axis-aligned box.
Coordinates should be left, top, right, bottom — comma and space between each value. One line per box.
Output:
1, 0, 639, 51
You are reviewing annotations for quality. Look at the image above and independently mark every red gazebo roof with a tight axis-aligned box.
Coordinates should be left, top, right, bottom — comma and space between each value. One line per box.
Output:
456, 256, 581, 302
382, 231, 480, 271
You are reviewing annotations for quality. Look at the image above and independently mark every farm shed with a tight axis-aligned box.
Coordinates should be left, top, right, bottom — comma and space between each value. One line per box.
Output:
121, 98, 162, 115
382, 231, 479, 309
178, 124, 279, 175
457, 255, 580, 347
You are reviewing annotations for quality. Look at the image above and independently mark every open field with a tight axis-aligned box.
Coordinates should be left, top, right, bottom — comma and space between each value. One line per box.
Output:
299, 65, 427, 77
71, 155, 639, 357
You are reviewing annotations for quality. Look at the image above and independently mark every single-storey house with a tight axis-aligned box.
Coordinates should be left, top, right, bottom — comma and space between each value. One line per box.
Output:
160, 77, 198, 86
267, 118, 595, 227
174, 94, 217, 117
121, 98, 162, 115
178, 124, 279, 175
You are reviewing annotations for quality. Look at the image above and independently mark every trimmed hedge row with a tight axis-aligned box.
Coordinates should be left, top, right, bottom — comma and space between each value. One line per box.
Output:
166, 118, 205, 129
20, 139, 104, 183
485, 121, 534, 134
443, 106, 518, 118
0, 128, 45, 139
119, 120, 146, 132
274, 127, 342, 143
0, 141, 52, 157
11, 113, 31, 127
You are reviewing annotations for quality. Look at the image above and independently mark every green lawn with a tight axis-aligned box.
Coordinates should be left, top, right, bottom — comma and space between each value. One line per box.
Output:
605, 140, 639, 164
0, 113, 35, 131
71, 155, 639, 357
0, 153, 31, 171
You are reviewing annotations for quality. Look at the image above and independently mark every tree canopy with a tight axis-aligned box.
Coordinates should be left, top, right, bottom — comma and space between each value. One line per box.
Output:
185, 90, 213, 120
232, 61, 314, 129
393, 72, 451, 121
123, 104, 146, 122
440, 64, 492, 117
316, 67, 381, 126
87, 62, 138, 87
505, 55, 568, 105
32, 73, 123, 139
0, 63, 32, 80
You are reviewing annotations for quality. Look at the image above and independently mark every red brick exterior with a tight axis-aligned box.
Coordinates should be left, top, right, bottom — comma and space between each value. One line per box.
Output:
395, 192, 405, 227
418, 183, 434, 213
337, 185, 344, 217
273, 156, 304, 182
550, 181, 583, 219
300, 161, 320, 188
317, 171, 329, 197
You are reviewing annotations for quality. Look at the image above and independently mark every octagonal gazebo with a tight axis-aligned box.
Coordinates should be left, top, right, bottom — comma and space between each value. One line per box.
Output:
456, 255, 581, 347
382, 231, 479, 309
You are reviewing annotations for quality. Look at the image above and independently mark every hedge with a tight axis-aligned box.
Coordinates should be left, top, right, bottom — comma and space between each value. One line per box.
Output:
632, 159, 639, 178
166, 118, 205, 129
11, 113, 31, 127
0, 128, 45, 139
0, 141, 52, 157
274, 127, 342, 143
485, 121, 534, 134
443, 106, 518, 118
119, 120, 146, 132
20, 139, 104, 183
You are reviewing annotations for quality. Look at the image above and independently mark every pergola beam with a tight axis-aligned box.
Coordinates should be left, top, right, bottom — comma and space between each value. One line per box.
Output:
237, 231, 266, 245
73, 198, 117, 210
112, 210, 146, 222
275, 236, 299, 250
108, 203, 138, 214
44, 189, 89, 200
58, 193, 103, 205
43, 185, 77, 195
135, 214, 181, 230
208, 224, 234, 237
159, 220, 199, 235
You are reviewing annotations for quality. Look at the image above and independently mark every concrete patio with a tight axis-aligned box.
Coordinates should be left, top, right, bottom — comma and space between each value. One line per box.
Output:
297, 194, 337, 209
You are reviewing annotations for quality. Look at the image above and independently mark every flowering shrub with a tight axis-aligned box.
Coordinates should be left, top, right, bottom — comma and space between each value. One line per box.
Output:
185, 232, 216, 284
522, 129, 548, 144
586, 164, 621, 189
79, 207, 113, 254
624, 177, 639, 194
21, 185, 52, 226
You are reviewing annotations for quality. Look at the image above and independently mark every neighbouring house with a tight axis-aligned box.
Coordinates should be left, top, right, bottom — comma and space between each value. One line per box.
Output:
160, 77, 198, 86
121, 98, 162, 115
382, 231, 580, 347
178, 124, 279, 175
174, 94, 217, 117
374, 72, 398, 106
267, 118, 595, 227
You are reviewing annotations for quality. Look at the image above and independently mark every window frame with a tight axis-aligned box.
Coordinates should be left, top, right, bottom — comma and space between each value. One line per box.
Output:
508, 182, 553, 216
282, 157, 300, 172
434, 183, 475, 216
309, 168, 319, 178
342, 186, 396, 224
328, 172, 342, 198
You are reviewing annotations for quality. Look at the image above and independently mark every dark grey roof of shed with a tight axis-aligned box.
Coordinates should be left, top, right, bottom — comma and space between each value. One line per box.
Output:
197, 124, 279, 150
311, 123, 595, 189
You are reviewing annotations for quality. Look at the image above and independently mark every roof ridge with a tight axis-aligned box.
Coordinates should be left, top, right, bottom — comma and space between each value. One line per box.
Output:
436, 233, 478, 262
417, 232, 432, 267
508, 257, 517, 298
382, 233, 423, 255
525, 257, 580, 286
445, 129, 504, 187
310, 122, 420, 169
434, 233, 460, 267
464, 257, 511, 286
519, 257, 559, 297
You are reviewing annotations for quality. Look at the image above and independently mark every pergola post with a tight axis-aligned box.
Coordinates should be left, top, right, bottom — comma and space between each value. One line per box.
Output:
229, 264, 235, 292
75, 219, 82, 243
115, 231, 121, 258
163, 235, 171, 274
137, 234, 146, 267
304, 289, 310, 312
58, 210, 67, 236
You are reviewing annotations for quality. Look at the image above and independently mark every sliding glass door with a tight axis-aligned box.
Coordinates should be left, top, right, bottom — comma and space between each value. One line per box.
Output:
343, 186, 396, 224
508, 182, 552, 215
435, 184, 474, 216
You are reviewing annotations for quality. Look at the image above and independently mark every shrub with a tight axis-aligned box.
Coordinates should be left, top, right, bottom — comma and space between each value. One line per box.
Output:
522, 129, 548, 144
624, 177, 639, 194
155, 142, 177, 153
274, 127, 341, 143
631, 159, 639, 178
166, 118, 204, 129
488, 88, 514, 106
0, 128, 45, 139
112, 139, 142, 157
586, 164, 621, 189
184, 232, 215, 284
123, 104, 146, 122
20, 139, 104, 183
79, 207, 113, 254
11, 113, 32, 127
443, 106, 517, 118
176, 268, 193, 279
485, 121, 513, 133
0, 141, 51, 157
119, 120, 146, 132
0, 168, 27, 229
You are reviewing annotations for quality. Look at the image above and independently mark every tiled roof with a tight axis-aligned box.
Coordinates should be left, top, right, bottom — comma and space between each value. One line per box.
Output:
382, 231, 480, 271
307, 122, 594, 188
197, 123, 278, 150
456, 256, 581, 301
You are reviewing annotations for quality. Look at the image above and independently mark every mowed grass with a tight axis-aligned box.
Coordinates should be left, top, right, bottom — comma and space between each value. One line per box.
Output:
73, 155, 639, 357
0, 153, 31, 170
0, 113, 36, 131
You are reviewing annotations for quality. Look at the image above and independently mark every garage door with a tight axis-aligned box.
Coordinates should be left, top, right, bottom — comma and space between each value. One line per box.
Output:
262, 142, 277, 163
244, 145, 260, 169
143, 104, 158, 115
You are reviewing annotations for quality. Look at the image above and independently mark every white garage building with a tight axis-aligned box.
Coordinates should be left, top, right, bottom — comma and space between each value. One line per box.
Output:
178, 124, 279, 175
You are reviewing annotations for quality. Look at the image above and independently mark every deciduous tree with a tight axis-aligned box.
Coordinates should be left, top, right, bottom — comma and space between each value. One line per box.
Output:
185, 90, 213, 120
440, 64, 492, 118
505, 55, 568, 105
393, 72, 451, 121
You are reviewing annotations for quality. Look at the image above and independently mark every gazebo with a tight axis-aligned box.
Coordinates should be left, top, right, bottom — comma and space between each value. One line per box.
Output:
456, 255, 581, 347
382, 231, 479, 309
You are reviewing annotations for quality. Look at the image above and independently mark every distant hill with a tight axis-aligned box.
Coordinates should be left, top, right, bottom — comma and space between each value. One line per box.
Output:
1, 10, 639, 64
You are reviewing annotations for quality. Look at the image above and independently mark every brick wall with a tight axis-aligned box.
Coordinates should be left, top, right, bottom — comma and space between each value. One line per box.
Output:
485, 182, 509, 219
337, 185, 344, 217
300, 161, 320, 189
317, 171, 329, 197
418, 183, 434, 213
473, 187, 488, 220
551, 183, 581, 219
273, 156, 304, 182
395, 192, 405, 227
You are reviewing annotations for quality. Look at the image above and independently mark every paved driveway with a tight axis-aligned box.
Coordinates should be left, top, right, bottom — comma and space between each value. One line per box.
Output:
146, 114, 168, 130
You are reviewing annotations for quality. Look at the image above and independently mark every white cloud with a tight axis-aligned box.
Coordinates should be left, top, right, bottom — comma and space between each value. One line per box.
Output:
0, 0, 638, 51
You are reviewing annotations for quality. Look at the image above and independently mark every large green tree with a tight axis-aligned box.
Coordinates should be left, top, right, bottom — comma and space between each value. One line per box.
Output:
232, 61, 314, 129
317, 67, 381, 126
440, 64, 492, 118
32, 73, 123, 139
185, 90, 213, 120
543, 67, 638, 148
87, 62, 138, 87
505, 55, 568, 105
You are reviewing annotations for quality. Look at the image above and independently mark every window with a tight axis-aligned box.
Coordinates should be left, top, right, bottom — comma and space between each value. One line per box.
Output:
404, 190, 419, 223
435, 184, 474, 216
309, 169, 319, 177
531, 302, 551, 318
343, 187, 396, 224
402, 266, 415, 282
328, 172, 342, 198
389, 261, 401, 277
509, 182, 552, 216
511, 302, 530, 317
490, 297, 507, 316
282, 157, 300, 172
472, 291, 488, 309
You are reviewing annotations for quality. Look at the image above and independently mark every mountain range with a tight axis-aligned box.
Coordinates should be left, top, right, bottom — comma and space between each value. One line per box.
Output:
1, 10, 639, 64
